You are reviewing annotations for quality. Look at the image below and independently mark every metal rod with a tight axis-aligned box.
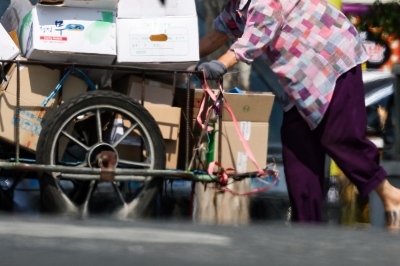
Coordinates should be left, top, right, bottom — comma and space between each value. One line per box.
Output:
96, 109, 103, 143
111, 123, 137, 148
15, 61, 20, 163
60, 173, 219, 182
0, 163, 196, 177
185, 73, 191, 170
0, 60, 204, 75
61, 174, 147, 181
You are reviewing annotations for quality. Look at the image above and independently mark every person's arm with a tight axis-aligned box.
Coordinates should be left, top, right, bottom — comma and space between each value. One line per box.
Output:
218, 50, 238, 69
199, 29, 229, 58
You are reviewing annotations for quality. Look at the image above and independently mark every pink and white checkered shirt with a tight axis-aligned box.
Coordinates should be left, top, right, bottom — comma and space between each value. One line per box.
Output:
214, 0, 369, 129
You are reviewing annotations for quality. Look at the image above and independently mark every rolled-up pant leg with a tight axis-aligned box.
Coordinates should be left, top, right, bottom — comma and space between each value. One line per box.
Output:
281, 65, 387, 222
316, 65, 386, 198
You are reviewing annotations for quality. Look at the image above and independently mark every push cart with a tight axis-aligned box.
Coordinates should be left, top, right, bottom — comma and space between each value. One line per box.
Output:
0, 59, 277, 218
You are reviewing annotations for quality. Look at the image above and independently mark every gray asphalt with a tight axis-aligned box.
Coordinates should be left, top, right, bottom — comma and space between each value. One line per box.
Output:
0, 214, 398, 266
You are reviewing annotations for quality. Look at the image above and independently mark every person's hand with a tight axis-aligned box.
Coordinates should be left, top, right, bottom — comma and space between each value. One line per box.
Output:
196, 60, 227, 80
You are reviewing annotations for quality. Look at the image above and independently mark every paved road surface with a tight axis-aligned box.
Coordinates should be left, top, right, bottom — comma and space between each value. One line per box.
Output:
0, 214, 399, 266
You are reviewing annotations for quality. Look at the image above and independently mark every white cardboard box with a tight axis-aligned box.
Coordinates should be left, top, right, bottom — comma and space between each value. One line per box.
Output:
117, 0, 196, 19
18, 5, 116, 64
37, 0, 118, 10
0, 24, 20, 61
116, 0, 199, 66
0, 0, 33, 33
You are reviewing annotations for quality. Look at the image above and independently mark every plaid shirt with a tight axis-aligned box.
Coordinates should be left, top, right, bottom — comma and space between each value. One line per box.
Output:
214, 0, 369, 129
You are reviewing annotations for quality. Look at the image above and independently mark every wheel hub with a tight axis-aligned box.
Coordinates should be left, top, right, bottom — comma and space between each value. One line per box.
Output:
87, 143, 119, 182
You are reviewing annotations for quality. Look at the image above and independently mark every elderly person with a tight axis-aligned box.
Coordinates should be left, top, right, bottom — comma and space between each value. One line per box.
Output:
197, 0, 400, 226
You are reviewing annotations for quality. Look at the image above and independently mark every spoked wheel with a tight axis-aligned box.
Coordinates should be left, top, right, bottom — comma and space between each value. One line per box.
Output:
36, 90, 166, 218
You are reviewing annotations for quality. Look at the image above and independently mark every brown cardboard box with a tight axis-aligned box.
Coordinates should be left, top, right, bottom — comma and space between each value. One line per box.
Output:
180, 121, 269, 173
112, 73, 181, 169
214, 122, 269, 173
0, 64, 88, 151
145, 104, 181, 169
114, 75, 174, 106
178, 92, 275, 172
223, 92, 274, 122
117, 103, 181, 169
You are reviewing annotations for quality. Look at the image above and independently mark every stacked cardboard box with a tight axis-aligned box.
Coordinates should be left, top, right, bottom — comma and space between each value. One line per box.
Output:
113, 75, 181, 169
1, 0, 117, 65
174, 88, 275, 173
0, 63, 88, 151
116, 0, 199, 70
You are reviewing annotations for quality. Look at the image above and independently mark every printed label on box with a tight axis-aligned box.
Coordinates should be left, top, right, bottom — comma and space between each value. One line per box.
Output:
240, 121, 251, 141
236, 151, 248, 173
129, 20, 189, 57
11, 109, 46, 137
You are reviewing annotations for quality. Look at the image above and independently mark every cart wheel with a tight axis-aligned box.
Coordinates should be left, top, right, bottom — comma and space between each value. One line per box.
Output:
36, 90, 166, 218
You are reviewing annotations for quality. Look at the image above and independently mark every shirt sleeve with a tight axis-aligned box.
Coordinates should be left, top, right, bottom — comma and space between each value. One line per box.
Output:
213, 0, 242, 40
232, 0, 284, 64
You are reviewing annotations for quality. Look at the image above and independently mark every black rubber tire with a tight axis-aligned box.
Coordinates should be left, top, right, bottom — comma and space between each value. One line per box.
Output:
36, 90, 166, 217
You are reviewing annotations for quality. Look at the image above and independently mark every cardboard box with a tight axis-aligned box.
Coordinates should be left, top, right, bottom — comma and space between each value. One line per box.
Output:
214, 122, 269, 173
112, 74, 181, 168
178, 92, 275, 172
178, 120, 270, 173
0, 0, 33, 33
18, 5, 116, 65
113, 103, 181, 169
223, 92, 275, 122
114, 75, 174, 106
118, 0, 196, 19
38, 0, 118, 10
0, 64, 88, 151
116, 0, 199, 66
145, 104, 180, 169
0, 24, 20, 61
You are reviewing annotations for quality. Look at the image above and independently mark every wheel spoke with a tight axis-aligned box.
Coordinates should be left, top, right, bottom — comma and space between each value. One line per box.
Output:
112, 182, 126, 204
112, 123, 138, 147
96, 109, 102, 143
118, 159, 151, 168
61, 131, 90, 151
81, 180, 96, 216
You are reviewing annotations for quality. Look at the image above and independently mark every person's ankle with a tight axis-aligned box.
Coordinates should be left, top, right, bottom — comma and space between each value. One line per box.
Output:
375, 179, 400, 211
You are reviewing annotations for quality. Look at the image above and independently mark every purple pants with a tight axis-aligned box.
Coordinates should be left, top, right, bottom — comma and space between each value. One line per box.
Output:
281, 65, 387, 222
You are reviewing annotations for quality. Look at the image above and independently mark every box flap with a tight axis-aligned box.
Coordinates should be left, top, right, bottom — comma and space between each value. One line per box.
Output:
4, 64, 88, 106
0, 0, 34, 33
0, 25, 20, 60
117, 0, 197, 19
144, 103, 180, 140
116, 75, 174, 106
37, 0, 118, 10
223, 92, 275, 122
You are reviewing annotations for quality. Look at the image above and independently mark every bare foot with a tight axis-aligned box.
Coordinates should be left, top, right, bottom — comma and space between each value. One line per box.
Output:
375, 179, 400, 229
